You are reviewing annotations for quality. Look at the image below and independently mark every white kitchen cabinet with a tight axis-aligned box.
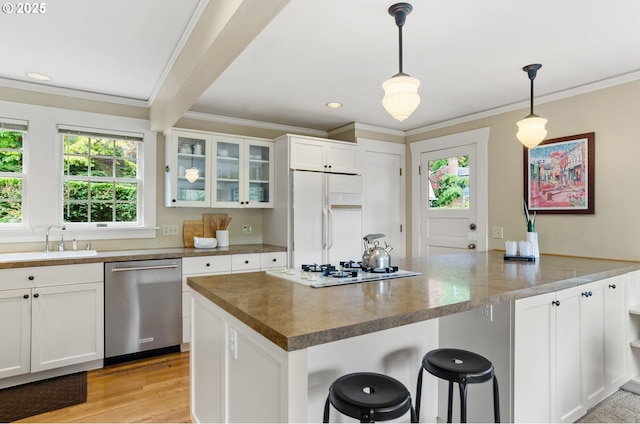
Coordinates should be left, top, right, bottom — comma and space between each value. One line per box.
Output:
182, 255, 232, 344
0, 263, 104, 380
165, 129, 213, 207
182, 253, 286, 345
260, 251, 287, 270
0, 288, 31, 379
31, 281, 103, 372
604, 275, 627, 390
286, 135, 360, 174
231, 253, 260, 273
514, 285, 585, 423
165, 129, 273, 208
515, 276, 629, 423
212, 134, 273, 208
580, 275, 628, 408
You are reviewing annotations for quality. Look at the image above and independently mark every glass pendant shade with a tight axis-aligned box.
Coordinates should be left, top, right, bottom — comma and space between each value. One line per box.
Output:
185, 167, 199, 183
382, 74, 421, 122
516, 115, 548, 148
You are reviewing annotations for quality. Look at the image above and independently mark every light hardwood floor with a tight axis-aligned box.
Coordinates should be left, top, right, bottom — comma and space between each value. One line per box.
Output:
18, 352, 190, 423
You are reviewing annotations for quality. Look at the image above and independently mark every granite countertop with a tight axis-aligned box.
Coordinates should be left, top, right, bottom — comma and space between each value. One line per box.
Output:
0, 244, 286, 269
187, 251, 640, 352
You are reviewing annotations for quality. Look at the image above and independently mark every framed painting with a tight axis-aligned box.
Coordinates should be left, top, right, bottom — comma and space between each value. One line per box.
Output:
523, 132, 595, 214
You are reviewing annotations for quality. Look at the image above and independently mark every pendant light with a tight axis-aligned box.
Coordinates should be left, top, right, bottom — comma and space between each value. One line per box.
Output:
185, 167, 199, 183
185, 151, 199, 183
516, 64, 547, 148
382, 3, 420, 122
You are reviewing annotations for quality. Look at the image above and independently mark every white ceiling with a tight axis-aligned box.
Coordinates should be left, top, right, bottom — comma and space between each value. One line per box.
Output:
3, 0, 640, 133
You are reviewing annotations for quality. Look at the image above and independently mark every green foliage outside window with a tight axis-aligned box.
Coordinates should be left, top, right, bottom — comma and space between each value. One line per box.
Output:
429, 156, 470, 209
0, 130, 23, 223
63, 135, 139, 224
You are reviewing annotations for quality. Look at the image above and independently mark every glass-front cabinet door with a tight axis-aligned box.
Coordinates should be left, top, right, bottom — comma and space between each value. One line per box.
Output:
212, 135, 273, 208
212, 136, 242, 207
165, 130, 212, 207
245, 139, 273, 208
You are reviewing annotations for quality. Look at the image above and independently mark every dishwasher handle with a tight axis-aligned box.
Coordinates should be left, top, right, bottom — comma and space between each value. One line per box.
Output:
110, 264, 179, 273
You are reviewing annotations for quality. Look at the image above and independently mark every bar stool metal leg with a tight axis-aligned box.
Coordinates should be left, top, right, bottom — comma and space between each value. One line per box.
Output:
447, 381, 454, 423
415, 368, 424, 421
459, 380, 468, 423
493, 376, 500, 423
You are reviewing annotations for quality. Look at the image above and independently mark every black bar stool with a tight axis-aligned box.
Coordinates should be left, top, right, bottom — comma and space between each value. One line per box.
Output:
415, 348, 500, 423
323, 372, 417, 423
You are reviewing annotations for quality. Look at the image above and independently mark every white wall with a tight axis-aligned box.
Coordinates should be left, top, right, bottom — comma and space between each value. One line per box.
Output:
407, 79, 640, 261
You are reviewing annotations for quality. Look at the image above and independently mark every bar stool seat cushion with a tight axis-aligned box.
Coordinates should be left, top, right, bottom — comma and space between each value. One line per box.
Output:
325, 372, 416, 422
423, 348, 494, 384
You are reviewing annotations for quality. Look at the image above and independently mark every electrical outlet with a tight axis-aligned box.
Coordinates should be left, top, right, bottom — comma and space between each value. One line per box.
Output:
242, 224, 252, 235
491, 226, 503, 239
162, 225, 179, 236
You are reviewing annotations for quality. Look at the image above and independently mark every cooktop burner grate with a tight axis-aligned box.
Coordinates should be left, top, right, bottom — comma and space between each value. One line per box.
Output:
301, 263, 336, 273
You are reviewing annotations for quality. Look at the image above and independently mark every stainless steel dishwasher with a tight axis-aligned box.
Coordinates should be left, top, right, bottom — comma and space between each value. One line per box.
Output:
104, 258, 182, 365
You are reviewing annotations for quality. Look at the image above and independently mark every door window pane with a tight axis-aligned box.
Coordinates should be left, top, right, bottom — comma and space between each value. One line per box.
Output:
428, 155, 470, 209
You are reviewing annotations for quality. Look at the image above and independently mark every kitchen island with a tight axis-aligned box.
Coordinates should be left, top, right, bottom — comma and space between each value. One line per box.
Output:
187, 251, 640, 422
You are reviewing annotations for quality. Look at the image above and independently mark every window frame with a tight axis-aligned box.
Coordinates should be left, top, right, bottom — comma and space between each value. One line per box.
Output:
60, 128, 143, 227
0, 100, 157, 243
0, 122, 27, 226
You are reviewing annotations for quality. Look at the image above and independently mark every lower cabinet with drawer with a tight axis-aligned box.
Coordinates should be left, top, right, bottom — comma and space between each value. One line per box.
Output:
0, 263, 104, 384
182, 251, 286, 346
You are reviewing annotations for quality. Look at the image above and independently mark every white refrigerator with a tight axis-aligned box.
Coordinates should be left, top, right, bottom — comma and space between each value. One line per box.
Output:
289, 170, 362, 268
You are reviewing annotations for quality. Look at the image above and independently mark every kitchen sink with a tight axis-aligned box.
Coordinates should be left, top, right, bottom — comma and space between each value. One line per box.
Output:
0, 250, 98, 262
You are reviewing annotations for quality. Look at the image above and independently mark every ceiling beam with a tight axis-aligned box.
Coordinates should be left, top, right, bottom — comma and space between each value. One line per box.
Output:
149, 0, 290, 133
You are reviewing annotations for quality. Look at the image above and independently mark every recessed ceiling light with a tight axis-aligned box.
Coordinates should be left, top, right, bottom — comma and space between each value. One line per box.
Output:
26, 72, 52, 81
325, 102, 343, 109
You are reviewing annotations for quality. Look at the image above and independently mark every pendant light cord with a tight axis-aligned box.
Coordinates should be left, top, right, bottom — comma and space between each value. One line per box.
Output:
398, 24, 404, 74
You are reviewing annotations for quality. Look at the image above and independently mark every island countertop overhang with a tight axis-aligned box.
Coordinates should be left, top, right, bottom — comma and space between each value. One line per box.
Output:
187, 251, 640, 351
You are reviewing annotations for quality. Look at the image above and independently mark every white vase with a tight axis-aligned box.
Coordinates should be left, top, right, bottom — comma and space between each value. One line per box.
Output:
527, 232, 540, 258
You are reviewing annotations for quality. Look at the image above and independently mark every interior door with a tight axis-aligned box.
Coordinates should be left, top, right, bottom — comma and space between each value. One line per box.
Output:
420, 144, 477, 255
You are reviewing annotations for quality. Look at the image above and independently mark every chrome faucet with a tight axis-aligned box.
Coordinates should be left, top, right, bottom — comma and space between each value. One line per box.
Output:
45, 225, 66, 253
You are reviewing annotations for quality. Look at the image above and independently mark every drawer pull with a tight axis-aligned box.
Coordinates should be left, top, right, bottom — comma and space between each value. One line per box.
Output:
244, 260, 249, 264
609, 284, 616, 289
552, 300, 560, 306
206, 263, 211, 267
28, 275, 35, 281
272, 258, 277, 262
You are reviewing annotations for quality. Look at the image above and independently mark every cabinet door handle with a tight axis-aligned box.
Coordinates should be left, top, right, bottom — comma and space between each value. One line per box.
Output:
552, 300, 560, 306
28, 275, 35, 281
23, 294, 29, 299
33, 293, 39, 298
609, 284, 616, 289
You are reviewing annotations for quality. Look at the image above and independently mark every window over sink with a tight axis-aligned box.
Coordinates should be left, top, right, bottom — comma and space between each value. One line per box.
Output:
0, 101, 157, 243
60, 127, 141, 225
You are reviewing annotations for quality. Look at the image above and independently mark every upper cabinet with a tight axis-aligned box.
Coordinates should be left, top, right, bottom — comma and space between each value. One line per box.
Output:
287, 135, 360, 174
165, 129, 273, 208
165, 129, 212, 208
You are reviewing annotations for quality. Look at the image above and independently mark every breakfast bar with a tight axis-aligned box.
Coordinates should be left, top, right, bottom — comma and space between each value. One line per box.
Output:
187, 251, 640, 422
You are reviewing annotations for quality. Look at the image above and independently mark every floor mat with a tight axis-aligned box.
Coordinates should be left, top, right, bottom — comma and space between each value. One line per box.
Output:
0, 372, 87, 422
577, 389, 640, 423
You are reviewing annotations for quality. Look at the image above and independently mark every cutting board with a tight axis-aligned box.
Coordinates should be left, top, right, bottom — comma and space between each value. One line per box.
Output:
203, 213, 228, 237
183, 220, 204, 247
